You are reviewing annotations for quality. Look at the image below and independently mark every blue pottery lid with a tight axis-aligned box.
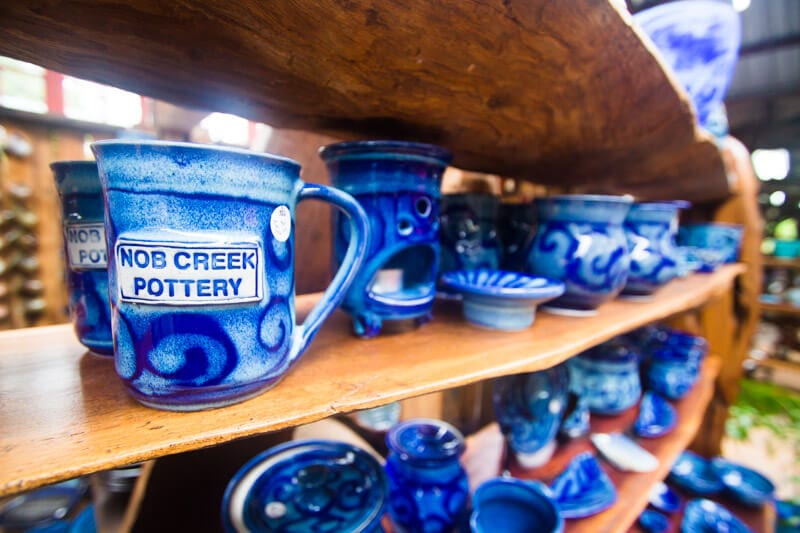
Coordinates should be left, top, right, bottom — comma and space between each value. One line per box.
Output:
222, 440, 388, 533
440, 269, 565, 301
387, 418, 465, 464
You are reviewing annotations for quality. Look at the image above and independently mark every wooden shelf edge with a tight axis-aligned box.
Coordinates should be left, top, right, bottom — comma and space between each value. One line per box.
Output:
760, 301, 800, 316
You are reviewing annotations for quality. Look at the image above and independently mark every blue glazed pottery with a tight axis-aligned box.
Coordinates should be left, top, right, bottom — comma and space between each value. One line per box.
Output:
222, 440, 388, 532
93, 141, 370, 411
675, 246, 703, 276
558, 393, 590, 441
669, 451, 723, 496
68, 505, 96, 533
498, 201, 537, 271
678, 223, 743, 264
622, 201, 687, 297
439, 269, 564, 330
493, 363, 570, 468
648, 482, 681, 514
51, 161, 113, 356
526, 194, 632, 315
711, 457, 776, 507
568, 338, 641, 415
470, 478, 564, 533
438, 193, 503, 275
0, 478, 88, 531
639, 509, 670, 533
385, 418, 469, 533
321, 141, 450, 338
777, 500, 800, 533
681, 499, 753, 533
549, 452, 616, 519
634, 392, 677, 439
645, 347, 704, 400
634, 0, 741, 131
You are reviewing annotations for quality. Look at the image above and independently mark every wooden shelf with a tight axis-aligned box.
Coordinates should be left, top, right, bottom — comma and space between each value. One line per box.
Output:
762, 256, 800, 269
760, 301, 800, 316
0, 265, 742, 497
0, 1, 728, 201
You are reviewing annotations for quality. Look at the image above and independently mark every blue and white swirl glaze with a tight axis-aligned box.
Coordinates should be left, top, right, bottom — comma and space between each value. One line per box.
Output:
569, 339, 641, 415
677, 223, 743, 264
623, 202, 685, 296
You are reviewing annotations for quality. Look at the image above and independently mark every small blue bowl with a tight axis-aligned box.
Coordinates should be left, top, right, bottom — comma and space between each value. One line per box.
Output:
681, 499, 753, 533
470, 478, 564, 533
634, 392, 677, 439
669, 451, 723, 497
549, 452, 616, 519
678, 224, 743, 264
639, 509, 670, 533
440, 269, 564, 330
648, 482, 681, 514
711, 457, 776, 507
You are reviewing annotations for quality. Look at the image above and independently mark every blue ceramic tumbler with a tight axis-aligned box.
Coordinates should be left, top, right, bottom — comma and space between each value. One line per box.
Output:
93, 141, 369, 411
321, 141, 451, 338
52, 161, 113, 356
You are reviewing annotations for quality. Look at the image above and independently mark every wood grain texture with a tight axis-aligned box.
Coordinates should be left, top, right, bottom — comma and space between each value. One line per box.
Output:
0, 0, 728, 201
0, 266, 742, 497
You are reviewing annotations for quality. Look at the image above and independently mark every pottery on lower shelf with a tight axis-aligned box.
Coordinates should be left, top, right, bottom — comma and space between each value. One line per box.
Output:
681, 499, 753, 533
470, 477, 564, 533
711, 457, 776, 507
668, 451, 724, 497
590, 433, 659, 473
439, 269, 564, 330
645, 347, 704, 400
648, 482, 682, 514
549, 452, 616, 519
221, 440, 388, 533
568, 338, 641, 415
558, 393, 591, 441
634, 392, 677, 439
638, 509, 670, 533
0, 478, 88, 531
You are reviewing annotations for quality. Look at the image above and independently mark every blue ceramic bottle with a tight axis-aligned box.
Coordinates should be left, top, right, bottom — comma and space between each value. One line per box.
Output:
385, 418, 469, 533
321, 141, 451, 338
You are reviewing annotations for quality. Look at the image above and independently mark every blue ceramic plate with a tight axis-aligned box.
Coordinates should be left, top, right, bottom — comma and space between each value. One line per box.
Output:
710, 457, 776, 507
669, 451, 723, 496
681, 499, 753, 533
639, 509, 670, 533
440, 269, 564, 330
634, 392, 677, 438
648, 482, 681, 514
549, 452, 617, 519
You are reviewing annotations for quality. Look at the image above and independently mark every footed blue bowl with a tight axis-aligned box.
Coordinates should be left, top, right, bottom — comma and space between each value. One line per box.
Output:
678, 224, 743, 264
711, 457, 776, 507
440, 269, 564, 330
669, 451, 723, 497
470, 478, 563, 533
681, 499, 753, 533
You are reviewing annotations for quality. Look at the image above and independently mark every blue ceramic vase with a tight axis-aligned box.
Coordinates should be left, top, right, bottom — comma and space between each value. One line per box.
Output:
569, 339, 641, 415
222, 440, 388, 532
385, 418, 469, 533
94, 141, 369, 410
51, 161, 113, 356
438, 193, 502, 276
622, 202, 686, 297
678, 223, 743, 264
526, 195, 632, 315
321, 141, 451, 338
493, 363, 570, 468
470, 478, 563, 533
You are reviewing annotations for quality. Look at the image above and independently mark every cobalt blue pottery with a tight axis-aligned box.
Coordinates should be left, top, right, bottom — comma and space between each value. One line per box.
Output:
558, 393, 591, 441
439, 269, 564, 330
648, 482, 681, 514
51, 161, 113, 356
470, 478, 564, 533
711, 457, 776, 507
93, 141, 370, 411
321, 141, 451, 338
622, 201, 688, 297
634, 392, 677, 439
526, 194, 632, 315
681, 499, 753, 533
498, 201, 537, 271
384, 418, 469, 533
645, 346, 704, 400
549, 452, 616, 519
222, 440, 388, 533
0, 478, 88, 531
438, 193, 503, 276
634, 0, 741, 131
678, 223, 743, 264
568, 338, 641, 415
493, 363, 570, 468
669, 451, 724, 497
638, 509, 670, 533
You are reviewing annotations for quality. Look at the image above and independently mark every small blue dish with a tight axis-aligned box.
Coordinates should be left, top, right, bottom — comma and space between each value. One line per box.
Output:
681, 499, 753, 533
470, 478, 564, 533
440, 269, 564, 330
639, 509, 670, 533
711, 457, 776, 507
648, 482, 681, 514
634, 392, 677, 438
549, 452, 616, 519
669, 451, 723, 496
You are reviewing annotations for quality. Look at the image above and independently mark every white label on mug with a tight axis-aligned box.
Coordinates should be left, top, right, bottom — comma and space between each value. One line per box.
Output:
65, 222, 107, 269
116, 240, 263, 305
270, 205, 291, 243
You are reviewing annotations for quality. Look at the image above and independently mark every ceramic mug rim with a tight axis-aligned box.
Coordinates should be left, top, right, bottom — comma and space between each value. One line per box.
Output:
536, 194, 634, 204
319, 140, 452, 165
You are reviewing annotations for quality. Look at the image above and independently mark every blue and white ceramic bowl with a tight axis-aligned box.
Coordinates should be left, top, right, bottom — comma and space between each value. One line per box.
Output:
634, 392, 677, 439
549, 452, 616, 519
569, 338, 641, 415
440, 269, 564, 330
711, 457, 776, 507
669, 451, 723, 497
645, 347, 704, 400
222, 440, 388, 533
526, 194, 632, 315
681, 499, 753, 533
470, 478, 563, 533
648, 482, 681, 514
678, 224, 743, 264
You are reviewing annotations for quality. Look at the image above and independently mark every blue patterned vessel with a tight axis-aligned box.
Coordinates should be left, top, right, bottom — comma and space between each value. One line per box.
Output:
569, 338, 641, 415
645, 341, 706, 400
439, 193, 502, 275
639, 509, 670, 533
678, 223, 743, 264
526, 195, 632, 315
321, 141, 451, 338
93, 141, 369, 410
622, 202, 687, 297
681, 499, 753, 533
51, 161, 113, 356
222, 440, 388, 532
634, 391, 677, 438
493, 363, 570, 468
470, 478, 564, 533
549, 452, 616, 519
385, 418, 469, 533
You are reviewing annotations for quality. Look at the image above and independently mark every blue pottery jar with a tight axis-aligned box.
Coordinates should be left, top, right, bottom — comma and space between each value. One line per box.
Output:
222, 440, 388, 532
385, 418, 469, 533
526, 195, 632, 315
622, 201, 687, 297
51, 161, 113, 356
438, 193, 502, 275
321, 141, 451, 338
470, 478, 564, 533
677, 223, 743, 264
493, 363, 570, 468
569, 338, 641, 415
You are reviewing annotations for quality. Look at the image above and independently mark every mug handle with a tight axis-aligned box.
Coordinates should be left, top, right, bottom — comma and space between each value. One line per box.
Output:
289, 182, 369, 363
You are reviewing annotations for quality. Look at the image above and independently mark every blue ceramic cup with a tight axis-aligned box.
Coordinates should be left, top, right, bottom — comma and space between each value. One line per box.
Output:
51, 161, 113, 356
93, 141, 369, 411
470, 478, 564, 533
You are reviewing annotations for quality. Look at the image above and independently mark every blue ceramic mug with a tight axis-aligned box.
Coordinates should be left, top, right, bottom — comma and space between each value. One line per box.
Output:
470, 478, 564, 533
93, 141, 369, 411
51, 161, 113, 356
